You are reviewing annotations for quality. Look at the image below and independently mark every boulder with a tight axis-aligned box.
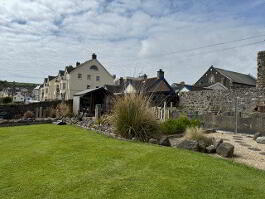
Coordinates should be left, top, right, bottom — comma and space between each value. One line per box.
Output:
149, 138, 158, 144
256, 137, 265, 144
216, 143, 234, 158
254, 132, 262, 140
177, 140, 199, 152
213, 138, 223, 149
206, 145, 216, 153
159, 137, 171, 146
198, 140, 207, 153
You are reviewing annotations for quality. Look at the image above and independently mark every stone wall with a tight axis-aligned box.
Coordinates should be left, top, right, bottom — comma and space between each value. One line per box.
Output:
179, 88, 265, 114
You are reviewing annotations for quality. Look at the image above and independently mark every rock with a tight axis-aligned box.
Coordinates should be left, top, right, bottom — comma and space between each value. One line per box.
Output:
149, 138, 158, 144
216, 143, 234, 158
206, 145, 216, 153
56, 120, 66, 125
256, 137, 265, 144
159, 137, 171, 146
198, 140, 207, 153
177, 140, 199, 152
254, 132, 262, 140
204, 129, 217, 134
213, 138, 223, 149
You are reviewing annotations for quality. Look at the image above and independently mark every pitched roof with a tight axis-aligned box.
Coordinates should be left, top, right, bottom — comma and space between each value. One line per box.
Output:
214, 67, 256, 86
104, 84, 124, 94
48, 76, 56, 81
58, 70, 65, 76
128, 77, 173, 93
74, 87, 111, 97
65, 66, 74, 73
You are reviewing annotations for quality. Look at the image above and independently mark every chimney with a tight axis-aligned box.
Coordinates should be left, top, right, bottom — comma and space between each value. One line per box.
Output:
157, 69, 164, 79
143, 74, 147, 80
76, 62, 80, 66
119, 77, 124, 86
92, 53, 97, 60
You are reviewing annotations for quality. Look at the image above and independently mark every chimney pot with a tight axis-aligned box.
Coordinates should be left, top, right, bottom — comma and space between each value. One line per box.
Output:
76, 62, 80, 66
92, 53, 97, 60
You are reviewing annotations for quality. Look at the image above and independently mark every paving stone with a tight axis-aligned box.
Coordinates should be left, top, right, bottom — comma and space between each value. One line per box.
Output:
248, 148, 261, 152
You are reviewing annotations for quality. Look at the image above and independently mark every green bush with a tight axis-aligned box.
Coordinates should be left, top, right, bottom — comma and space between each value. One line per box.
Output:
160, 117, 201, 135
111, 94, 160, 141
1, 97, 12, 104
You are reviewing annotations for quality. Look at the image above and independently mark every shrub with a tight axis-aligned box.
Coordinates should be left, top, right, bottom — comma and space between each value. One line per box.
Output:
1, 97, 12, 104
56, 103, 71, 118
160, 117, 201, 135
184, 127, 212, 146
23, 111, 34, 119
111, 94, 160, 141
190, 119, 201, 127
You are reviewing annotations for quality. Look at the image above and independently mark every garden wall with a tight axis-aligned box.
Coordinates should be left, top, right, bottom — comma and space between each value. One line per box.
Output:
0, 100, 72, 119
179, 88, 265, 114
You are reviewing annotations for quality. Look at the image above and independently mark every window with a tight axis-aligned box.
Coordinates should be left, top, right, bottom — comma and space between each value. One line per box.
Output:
78, 73, 82, 79
87, 75, 91, 80
87, 85, 90, 89
96, 76, 100, 81
90, 65, 98, 71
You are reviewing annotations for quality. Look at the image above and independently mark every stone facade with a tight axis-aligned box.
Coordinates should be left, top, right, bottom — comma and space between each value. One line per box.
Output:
257, 51, 265, 89
179, 88, 265, 114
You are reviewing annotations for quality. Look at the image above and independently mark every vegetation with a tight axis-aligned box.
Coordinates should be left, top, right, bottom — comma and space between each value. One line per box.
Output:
0, 97, 12, 104
0, 125, 265, 199
56, 103, 72, 118
160, 116, 201, 135
23, 111, 34, 119
185, 127, 213, 146
111, 94, 160, 141
0, 80, 38, 91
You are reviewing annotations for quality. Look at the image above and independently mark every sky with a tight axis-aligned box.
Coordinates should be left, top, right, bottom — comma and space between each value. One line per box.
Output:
0, 0, 265, 84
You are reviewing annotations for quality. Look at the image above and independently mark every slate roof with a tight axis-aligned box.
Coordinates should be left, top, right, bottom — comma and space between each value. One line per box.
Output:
129, 77, 174, 93
172, 83, 207, 92
104, 84, 124, 94
48, 76, 56, 81
215, 67, 256, 86
58, 70, 65, 76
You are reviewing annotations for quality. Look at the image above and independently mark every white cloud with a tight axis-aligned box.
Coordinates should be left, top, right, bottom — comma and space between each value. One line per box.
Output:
0, 0, 264, 84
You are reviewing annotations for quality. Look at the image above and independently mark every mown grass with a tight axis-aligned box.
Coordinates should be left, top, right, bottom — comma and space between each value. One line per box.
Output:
0, 124, 265, 199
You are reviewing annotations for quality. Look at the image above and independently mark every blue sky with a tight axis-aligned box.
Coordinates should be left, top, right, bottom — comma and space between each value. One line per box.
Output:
0, 0, 265, 84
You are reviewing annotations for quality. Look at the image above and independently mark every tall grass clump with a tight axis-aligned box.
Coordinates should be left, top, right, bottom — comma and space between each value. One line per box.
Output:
111, 94, 159, 141
185, 127, 212, 146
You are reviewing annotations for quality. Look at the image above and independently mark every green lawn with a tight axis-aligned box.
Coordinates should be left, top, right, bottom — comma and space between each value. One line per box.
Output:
0, 125, 265, 199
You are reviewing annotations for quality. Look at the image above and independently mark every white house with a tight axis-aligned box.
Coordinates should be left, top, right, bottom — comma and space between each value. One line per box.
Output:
13, 92, 24, 103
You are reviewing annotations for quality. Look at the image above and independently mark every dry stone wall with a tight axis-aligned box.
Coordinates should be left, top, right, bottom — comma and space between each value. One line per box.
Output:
179, 88, 265, 114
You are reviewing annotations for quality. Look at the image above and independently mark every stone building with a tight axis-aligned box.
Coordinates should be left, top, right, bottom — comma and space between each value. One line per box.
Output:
194, 65, 256, 89
257, 50, 265, 89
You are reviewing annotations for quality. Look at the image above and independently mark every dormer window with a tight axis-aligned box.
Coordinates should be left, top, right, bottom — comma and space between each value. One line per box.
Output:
90, 65, 98, 71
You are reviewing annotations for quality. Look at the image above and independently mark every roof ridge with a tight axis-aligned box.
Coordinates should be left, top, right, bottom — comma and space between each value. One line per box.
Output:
214, 67, 251, 77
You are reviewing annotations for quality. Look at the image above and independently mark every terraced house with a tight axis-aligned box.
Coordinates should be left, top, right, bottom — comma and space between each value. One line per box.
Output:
39, 54, 115, 101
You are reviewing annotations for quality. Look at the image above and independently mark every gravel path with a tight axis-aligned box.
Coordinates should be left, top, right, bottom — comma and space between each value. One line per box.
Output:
207, 131, 265, 170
